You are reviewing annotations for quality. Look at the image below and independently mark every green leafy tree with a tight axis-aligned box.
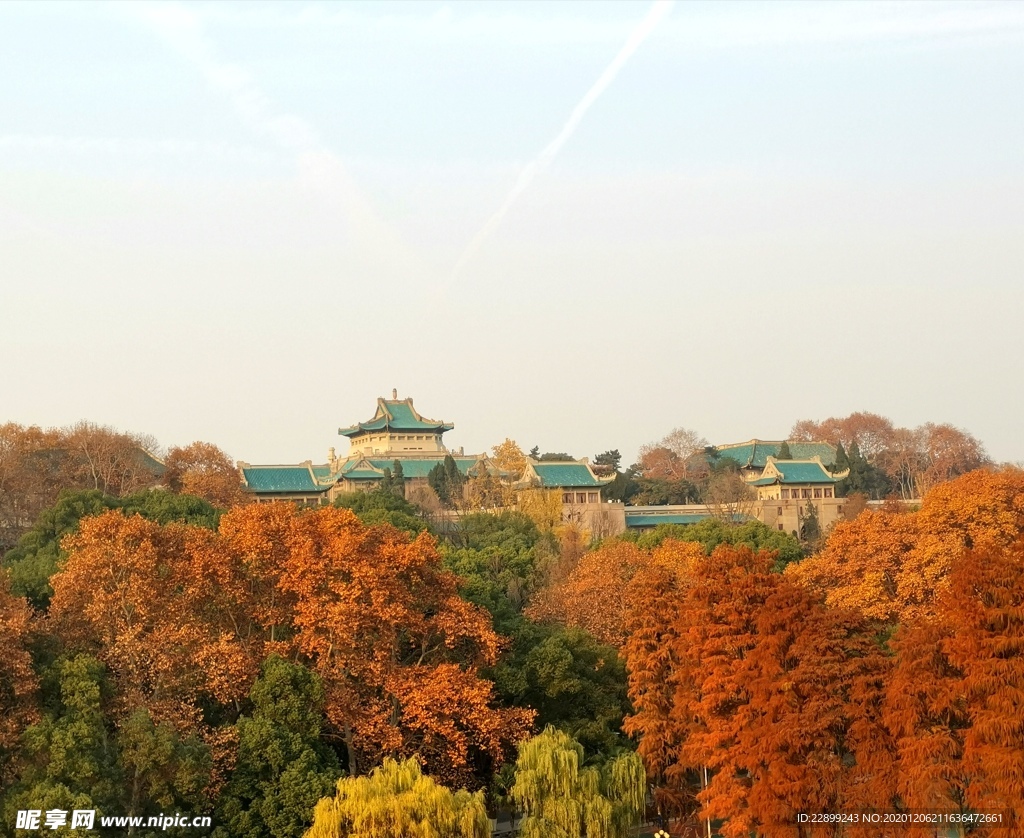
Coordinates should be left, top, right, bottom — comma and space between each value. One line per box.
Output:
623, 518, 803, 570
428, 461, 451, 505
800, 501, 821, 545
392, 460, 405, 497
2, 489, 217, 610
213, 656, 340, 838
117, 709, 211, 826
592, 451, 621, 473
306, 757, 488, 838
776, 441, 793, 460
839, 441, 891, 500
511, 727, 644, 838
2, 655, 121, 830
493, 625, 630, 759
333, 487, 427, 536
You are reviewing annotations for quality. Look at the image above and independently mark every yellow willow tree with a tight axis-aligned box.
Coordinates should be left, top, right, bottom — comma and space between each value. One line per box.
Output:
306, 757, 489, 838
511, 727, 644, 838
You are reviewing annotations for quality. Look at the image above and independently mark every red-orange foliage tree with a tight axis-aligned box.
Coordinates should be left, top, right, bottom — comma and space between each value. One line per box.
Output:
885, 538, 1024, 837
50, 504, 532, 789
267, 504, 532, 785
625, 545, 893, 837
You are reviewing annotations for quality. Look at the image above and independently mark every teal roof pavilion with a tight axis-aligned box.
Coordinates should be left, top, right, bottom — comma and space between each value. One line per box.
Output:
749, 457, 842, 486
339, 395, 454, 438
711, 440, 837, 470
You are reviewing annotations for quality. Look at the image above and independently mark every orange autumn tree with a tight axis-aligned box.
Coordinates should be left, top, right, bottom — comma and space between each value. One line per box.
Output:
790, 468, 1024, 624
624, 545, 894, 837
50, 504, 532, 788
163, 441, 247, 508
527, 538, 705, 647
0, 573, 39, 782
885, 538, 1024, 836
228, 504, 534, 786
50, 511, 260, 729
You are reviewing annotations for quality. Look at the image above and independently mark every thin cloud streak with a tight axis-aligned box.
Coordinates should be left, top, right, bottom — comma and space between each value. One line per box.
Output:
120, 0, 422, 279
442, 0, 674, 293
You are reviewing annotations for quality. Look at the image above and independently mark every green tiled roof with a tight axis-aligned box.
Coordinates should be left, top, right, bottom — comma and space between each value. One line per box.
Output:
755, 459, 838, 485
366, 458, 477, 479
625, 513, 710, 527
339, 398, 454, 437
311, 465, 333, 479
343, 469, 387, 480
242, 467, 327, 493
531, 463, 605, 488
713, 441, 836, 469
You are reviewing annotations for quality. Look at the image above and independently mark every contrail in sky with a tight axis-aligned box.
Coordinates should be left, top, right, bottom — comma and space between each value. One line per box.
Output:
442, 0, 674, 293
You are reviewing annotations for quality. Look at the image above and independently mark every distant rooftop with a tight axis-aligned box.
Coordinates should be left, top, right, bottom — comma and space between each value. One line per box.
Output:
338, 394, 454, 438
712, 440, 837, 470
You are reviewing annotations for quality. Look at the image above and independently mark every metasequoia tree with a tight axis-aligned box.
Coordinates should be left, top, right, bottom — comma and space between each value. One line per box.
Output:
885, 538, 1024, 836
305, 757, 489, 838
511, 727, 644, 838
163, 441, 246, 508
624, 545, 893, 837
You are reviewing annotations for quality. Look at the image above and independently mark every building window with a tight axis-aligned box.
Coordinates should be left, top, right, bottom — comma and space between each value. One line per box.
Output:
824, 488, 833, 498
777, 507, 783, 515
778, 524, 784, 531
588, 492, 598, 503
781, 489, 789, 499
562, 493, 573, 504
801, 488, 811, 499
814, 488, 822, 498
576, 492, 586, 504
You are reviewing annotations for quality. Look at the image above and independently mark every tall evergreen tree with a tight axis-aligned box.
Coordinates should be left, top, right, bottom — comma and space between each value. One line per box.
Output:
776, 440, 793, 460
214, 656, 340, 838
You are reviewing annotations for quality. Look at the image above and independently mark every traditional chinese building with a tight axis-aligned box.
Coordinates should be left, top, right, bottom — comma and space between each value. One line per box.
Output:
238, 392, 493, 504
748, 456, 848, 534
709, 439, 838, 480
515, 458, 623, 535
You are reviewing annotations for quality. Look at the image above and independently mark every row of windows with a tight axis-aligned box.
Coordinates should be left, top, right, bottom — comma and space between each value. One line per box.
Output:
361, 434, 434, 442
256, 497, 326, 507
562, 492, 600, 504
781, 487, 833, 499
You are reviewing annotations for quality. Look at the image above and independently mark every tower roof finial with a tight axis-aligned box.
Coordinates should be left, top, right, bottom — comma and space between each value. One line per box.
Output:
392, 388, 398, 400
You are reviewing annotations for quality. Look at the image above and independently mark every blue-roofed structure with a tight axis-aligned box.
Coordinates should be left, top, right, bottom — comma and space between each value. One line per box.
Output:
239, 393, 499, 504
706, 439, 838, 478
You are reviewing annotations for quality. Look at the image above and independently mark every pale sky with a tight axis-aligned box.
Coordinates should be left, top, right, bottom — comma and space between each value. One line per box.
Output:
2, 1, 1022, 467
